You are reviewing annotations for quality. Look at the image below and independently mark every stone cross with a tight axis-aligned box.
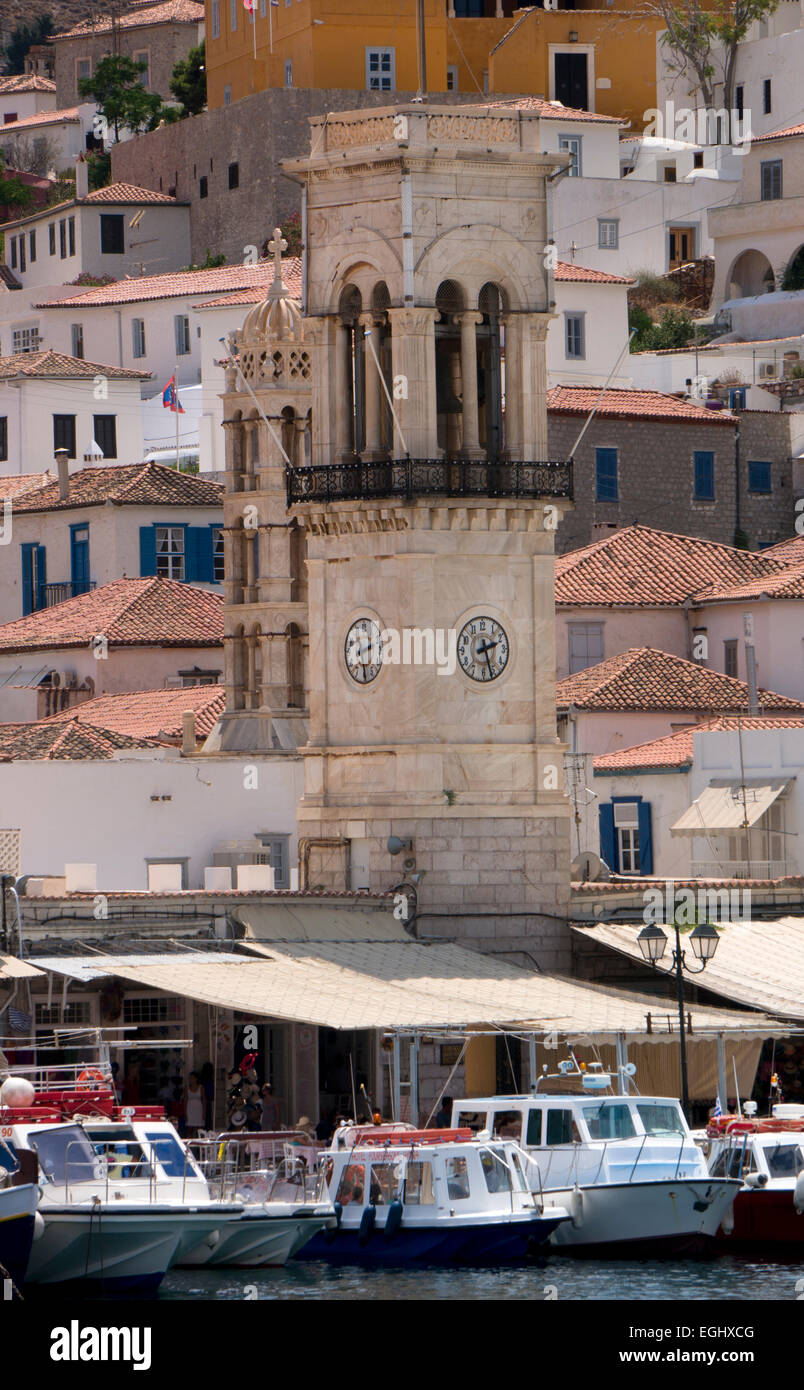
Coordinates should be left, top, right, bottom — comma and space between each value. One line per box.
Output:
268, 227, 288, 281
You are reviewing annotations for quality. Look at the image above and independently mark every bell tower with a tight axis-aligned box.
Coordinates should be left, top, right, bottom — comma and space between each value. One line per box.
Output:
279, 104, 575, 968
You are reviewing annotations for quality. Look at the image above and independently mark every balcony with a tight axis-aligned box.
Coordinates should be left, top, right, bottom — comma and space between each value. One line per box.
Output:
691, 859, 788, 880
286, 457, 573, 506
39, 581, 97, 609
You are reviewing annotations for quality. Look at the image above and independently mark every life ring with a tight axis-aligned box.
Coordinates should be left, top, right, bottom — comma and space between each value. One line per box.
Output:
77, 1068, 106, 1090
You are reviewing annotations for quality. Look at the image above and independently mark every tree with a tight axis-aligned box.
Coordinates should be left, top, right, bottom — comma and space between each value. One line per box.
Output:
4, 15, 54, 75
654, 0, 780, 139
79, 55, 163, 141
0, 135, 59, 177
0, 158, 34, 215
169, 40, 207, 117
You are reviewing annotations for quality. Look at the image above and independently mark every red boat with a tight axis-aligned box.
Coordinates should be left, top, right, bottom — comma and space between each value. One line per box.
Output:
705, 1105, 804, 1247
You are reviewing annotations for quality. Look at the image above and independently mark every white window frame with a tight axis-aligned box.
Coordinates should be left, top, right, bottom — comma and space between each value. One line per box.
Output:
212, 526, 225, 582
568, 622, 603, 674
155, 525, 185, 580
446, 64, 458, 92
174, 314, 191, 355
211, 0, 220, 37
71, 323, 84, 358
613, 802, 640, 874
366, 47, 396, 91
131, 318, 146, 358
12, 325, 40, 353
564, 311, 585, 360
285, 61, 293, 88
558, 133, 582, 177
548, 43, 595, 110
598, 218, 618, 249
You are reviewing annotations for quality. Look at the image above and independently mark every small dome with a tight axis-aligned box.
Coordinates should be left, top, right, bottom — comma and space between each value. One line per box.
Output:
242, 284, 303, 344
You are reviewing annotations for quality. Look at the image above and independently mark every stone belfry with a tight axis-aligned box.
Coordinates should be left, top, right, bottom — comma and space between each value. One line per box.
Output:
210, 232, 311, 753
277, 103, 575, 968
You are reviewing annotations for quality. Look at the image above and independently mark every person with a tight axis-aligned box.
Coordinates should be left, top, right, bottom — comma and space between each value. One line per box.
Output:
260, 1082, 281, 1131
293, 1115, 316, 1142
199, 1061, 214, 1131
185, 1072, 205, 1137
432, 1096, 452, 1128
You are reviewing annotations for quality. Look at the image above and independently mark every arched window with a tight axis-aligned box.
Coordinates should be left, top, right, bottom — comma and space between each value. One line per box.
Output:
370, 282, 392, 452
281, 405, 296, 466
435, 280, 465, 454
232, 624, 247, 710
339, 284, 364, 456
478, 282, 506, 459
289, 521, 305, 601
286, 623, 305, 709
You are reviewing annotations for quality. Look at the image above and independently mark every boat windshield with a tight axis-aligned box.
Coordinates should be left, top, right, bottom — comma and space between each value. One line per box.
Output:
765, 1143, 804, 1178
144, 1129, 202, 1180
480, 1147, 513, 1194
368, 1161, 402, 1205
27, 1125, 99, 1184
635, 1103, 686, 1138
0, 1139, 18, 1175
86, 1127, 152, 1179
582, 1102, 637, 1141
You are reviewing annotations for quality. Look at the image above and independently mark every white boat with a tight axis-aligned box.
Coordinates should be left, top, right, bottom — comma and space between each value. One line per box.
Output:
703, 1103, 804, 1248
452, 1062, 740, 1255
299, 1125, 571, 1264
177, 1133, 336, 1267
0, 1138, 40, 1292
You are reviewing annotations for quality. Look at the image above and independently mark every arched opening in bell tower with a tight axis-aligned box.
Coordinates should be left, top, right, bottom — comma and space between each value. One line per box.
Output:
232, 624, 246, 711
286, 623, 305, 709
477, 282, 506, 459
280, 405, 296, 466
435, 279, 465, 456
369, 281, 392, 456
338, 284, 364, 457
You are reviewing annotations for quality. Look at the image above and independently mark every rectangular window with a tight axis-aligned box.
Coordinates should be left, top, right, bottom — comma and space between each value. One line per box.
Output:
735, 84, 744, 120
230, 0, 237, 29
100, 213, 124, 255
21, 542, 46, 615
568, 622, 604, 674
366, 47, 395, 91
284, 61, 293, 88
613, 801, 640, 873
336, 1163, 365, 1205
53, 414, 76, 458
446, 65, 458, 92
12, 326, 39, 353
59, 219, 66, 258
49, 223, 55, 255
212, 526, 225, 582
71, 323, 84, 358
0, 416, 7, 462
93, 414, 117, 459
763, 78, 772, 114
174, 314, 191, 355
663, 164, 677, 183
28, 230, 36, 263
693, 150, 704, 169
760, 160, 782, 201
9, 238, 16, 270
748, 459, 772, 493
211, 0, 220, 37
133, 49, 150, 87
595, 447, 618, 501
598, 218, 618, 249
155, 526, 185, 580
77, 57, 91, 83
18, 235, 25, 273
404, 1161, 434, 1205
132, 318, 146, 358
68, 216, 75, 256
693, 450, 715, 500
559, 134, 582, 177
228, 162, 239, 190
724, 639, 738, 678
545, 1110, 575, 1145
199, 175, 209, 198
564, 313, 585, 360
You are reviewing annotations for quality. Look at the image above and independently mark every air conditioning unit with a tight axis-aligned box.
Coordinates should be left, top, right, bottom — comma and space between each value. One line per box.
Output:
760, 363, 776, 379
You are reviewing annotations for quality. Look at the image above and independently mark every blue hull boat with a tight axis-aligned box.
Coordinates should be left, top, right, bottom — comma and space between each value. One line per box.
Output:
0, 1182, 38, 1290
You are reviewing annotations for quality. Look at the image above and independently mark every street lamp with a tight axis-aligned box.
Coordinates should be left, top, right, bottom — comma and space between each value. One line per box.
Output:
637, 918, 720, 1119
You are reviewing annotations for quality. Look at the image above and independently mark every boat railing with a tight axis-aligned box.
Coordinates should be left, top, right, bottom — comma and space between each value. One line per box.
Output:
187, 1133, 327, 1206
628, 1135, 648, 1184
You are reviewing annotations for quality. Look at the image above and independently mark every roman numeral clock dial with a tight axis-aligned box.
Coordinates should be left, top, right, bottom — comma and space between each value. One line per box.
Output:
456, 616, 509, 682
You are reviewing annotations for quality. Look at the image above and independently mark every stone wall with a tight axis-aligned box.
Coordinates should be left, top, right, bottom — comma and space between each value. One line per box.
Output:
55, 19, 202, 108
548, 411, 794, 553
110, 86, 483, 266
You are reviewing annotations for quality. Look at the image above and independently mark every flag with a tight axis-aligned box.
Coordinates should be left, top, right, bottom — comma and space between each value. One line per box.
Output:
8, 1007, 32, 1034
162, 376, 185, 414
243, 0, 253, 10
713, 1095, 723, 1119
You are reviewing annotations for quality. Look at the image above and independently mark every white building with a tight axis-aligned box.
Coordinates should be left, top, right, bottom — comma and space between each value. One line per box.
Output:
0, 348, 150, 476
2, 459, 223, 623
551, 262, 632, 386
0, 104, 96, 175
0, 73, 57, 126
0, 178, 191, 290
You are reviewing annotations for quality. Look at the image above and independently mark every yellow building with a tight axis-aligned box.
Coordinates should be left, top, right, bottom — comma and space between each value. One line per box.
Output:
205, 0, 667, 132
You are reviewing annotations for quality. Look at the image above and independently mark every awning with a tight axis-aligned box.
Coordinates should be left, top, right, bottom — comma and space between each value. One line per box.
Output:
0, 954, 44, 979
28, 940, 785, 1041
671, 779, 789, 836
0, 664, 53, 690
572, 918, 804, 1023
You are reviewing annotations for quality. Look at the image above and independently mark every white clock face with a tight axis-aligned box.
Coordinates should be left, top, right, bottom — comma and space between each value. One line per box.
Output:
344, 618, 383, 684
456, 616, 509, 682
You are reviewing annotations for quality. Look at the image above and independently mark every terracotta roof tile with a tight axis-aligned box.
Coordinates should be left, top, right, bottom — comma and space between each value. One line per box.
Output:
555, 524, 785, 608
0, 577, 223, 654
554, 261, 632, 284
0, 106, 79, 132
0, 350, 150, 381
0, 472, 53, 500
42, 684, 225, 740
695, 558, 804, 603
36, 259, 302, 309
82, 182, 181, 204
11, 460, 223, 512
194, 262, 304, 308
548, 385, 736, 425
0, 719, 156, 761
750, 122, 804, 143
757, 534, 804, 565
593, 714, 804, 773
487, 95, 622, 124
556, 646, 804, 713
55, 0, 204, 39
0, 75, 56, 93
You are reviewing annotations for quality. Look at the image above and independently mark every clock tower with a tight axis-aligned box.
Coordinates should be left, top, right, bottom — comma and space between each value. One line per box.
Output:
222, 103, 575, 968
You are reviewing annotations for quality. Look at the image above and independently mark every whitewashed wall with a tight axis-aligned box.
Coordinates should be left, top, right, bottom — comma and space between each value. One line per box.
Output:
0, 644, 224, 722
0, 375, 146, 476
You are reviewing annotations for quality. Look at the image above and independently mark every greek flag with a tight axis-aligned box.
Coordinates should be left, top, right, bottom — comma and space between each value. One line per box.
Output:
713, 1095, 723, 1119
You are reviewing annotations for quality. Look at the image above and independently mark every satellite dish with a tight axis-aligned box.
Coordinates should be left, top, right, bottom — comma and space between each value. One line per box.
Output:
571, 851, 611, 883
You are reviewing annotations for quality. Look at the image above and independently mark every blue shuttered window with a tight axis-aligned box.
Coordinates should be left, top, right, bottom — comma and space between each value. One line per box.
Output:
595, 448, 618, 501
598, 798, 653, 874
139, 525, 218, 582
21, 543, 46, 615
693, 451, 714, 500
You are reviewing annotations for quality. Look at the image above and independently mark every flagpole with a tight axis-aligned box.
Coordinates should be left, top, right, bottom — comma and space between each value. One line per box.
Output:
269, 0, 273, 55
175, 365, 180, 470
252, 2, 257, 61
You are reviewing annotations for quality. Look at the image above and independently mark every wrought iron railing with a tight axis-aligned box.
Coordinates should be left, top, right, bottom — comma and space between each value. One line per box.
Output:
286, 457, 573, 505
40, 581, 96, 608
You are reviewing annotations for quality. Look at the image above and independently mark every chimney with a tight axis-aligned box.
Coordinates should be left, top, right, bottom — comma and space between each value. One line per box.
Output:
75, 153, 89, 200
54, 447, 70, 500
181, 709, 196, 755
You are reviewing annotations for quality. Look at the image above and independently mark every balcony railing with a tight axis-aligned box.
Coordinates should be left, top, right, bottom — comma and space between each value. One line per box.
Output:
39, 581, 97, 609
286, 457, 573, 506
691, 859, 787, 880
